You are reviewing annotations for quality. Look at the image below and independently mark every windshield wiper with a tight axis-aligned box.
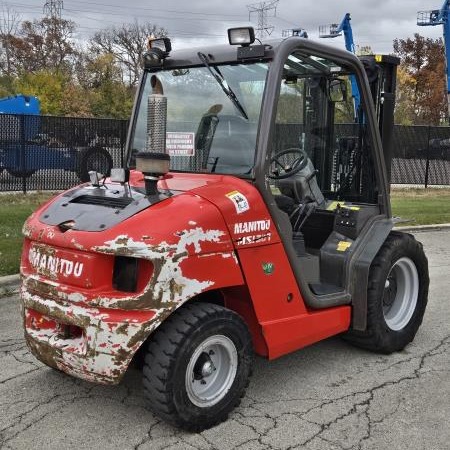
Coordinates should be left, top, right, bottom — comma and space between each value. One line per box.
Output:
197, 52, 249, 120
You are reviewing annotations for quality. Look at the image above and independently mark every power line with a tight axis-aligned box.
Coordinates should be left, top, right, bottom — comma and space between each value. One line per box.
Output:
0, 1, 408, 51
64, 0, 244, 18
40, 6, 247, 23
4, 1, 245, 21
0, 5, 231, 40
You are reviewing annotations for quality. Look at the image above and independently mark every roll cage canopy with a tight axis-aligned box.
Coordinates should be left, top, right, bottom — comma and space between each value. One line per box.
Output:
128, 37, 389, 213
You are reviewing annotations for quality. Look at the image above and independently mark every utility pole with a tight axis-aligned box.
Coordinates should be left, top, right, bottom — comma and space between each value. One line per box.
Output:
43, 0, 63, 20
247, 0, 279, 40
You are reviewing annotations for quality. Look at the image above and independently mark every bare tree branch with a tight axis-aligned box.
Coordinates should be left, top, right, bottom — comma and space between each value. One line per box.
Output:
0, 5, 21, 76
89, 21, 167, 87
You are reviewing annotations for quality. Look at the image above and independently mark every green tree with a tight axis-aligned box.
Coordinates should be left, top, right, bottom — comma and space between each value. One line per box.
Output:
14, 70, 68, 115
81, 54, 134, 118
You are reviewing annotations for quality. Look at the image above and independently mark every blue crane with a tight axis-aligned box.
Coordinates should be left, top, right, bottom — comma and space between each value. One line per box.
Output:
319, 13, 361, 121
417, 1, 450, 117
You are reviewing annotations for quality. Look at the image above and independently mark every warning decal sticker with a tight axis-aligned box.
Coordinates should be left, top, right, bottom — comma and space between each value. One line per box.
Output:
337, 241, 352, 252
166, 132, 195, 156
226, 190, 250, 214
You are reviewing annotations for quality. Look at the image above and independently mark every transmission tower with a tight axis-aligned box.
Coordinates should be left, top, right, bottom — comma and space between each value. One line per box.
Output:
247, 0, 279, 40
43, 0, 63, 19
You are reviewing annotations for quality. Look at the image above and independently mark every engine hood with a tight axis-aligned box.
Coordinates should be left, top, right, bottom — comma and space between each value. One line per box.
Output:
31, 171, 279, 253
39, 183, 181, 232
38, 172, 236, 232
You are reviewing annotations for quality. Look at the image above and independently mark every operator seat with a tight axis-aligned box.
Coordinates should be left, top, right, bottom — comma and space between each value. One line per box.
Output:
278, 158, 325, 208
273, 155, 326, 252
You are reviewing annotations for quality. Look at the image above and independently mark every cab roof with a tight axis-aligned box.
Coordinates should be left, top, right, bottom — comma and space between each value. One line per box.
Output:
151, 36, 362, 73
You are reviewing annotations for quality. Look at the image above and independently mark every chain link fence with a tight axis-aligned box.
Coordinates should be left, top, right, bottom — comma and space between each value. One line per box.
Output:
274, 123, 450, 187
0, 116, 449, 193
0, 114, 128, 193
392, 125, 450, 186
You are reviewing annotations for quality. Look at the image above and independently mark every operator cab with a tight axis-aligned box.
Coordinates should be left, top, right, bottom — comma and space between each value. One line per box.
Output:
127, 30, 396, 308
266, 51, 382, 297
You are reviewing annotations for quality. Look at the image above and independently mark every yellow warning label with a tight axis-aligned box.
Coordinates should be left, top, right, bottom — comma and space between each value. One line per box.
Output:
337, 241, 352, 252
375, 54, 382, 62
326, 201, 360, 211
327, 201, 342, 211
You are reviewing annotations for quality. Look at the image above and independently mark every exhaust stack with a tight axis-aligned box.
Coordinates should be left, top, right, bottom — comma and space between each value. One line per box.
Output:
146, 75, 166, 153
136, 75, 170, 196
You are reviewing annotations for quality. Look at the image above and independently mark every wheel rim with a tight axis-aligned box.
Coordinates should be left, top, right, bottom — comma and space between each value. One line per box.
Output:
382, 257, 419, 331
185, 335, 238, 408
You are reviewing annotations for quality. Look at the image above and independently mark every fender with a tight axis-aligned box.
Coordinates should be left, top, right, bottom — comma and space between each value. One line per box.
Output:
347, 217, 394, 331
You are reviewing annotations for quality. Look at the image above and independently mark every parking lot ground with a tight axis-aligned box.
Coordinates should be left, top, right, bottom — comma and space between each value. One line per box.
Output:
1, 230, 449, 450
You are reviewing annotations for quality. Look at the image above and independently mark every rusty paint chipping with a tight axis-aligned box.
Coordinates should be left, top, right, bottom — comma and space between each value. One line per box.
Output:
21, 226, 235, 384
93, 227, 224, 306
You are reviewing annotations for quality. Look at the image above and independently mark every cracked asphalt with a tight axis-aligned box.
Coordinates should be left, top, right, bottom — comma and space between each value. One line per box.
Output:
1, 230, 449, 450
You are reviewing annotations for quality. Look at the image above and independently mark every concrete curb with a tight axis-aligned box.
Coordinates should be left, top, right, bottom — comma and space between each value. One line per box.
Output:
395, 223, 450, 232
1, 224, 449, 294
0, 274, 20, 296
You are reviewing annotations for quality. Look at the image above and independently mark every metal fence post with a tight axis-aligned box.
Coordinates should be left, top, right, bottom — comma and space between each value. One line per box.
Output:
20, 114, 26, 194
120, 120, 127, 167
424, 125, 431, 189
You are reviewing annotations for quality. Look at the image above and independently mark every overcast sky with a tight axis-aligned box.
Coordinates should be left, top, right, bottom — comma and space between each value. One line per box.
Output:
7, 0, 444, 53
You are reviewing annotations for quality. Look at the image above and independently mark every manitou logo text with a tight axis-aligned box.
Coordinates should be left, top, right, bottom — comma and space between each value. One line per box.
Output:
29, 248, 84, 277
234, 220, 270, 235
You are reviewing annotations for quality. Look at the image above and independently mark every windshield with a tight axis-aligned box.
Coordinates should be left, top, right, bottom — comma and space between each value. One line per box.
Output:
129, 62, 269, 175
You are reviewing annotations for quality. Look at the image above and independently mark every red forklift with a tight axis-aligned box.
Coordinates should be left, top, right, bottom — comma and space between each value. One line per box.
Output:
20, 28, 428, 431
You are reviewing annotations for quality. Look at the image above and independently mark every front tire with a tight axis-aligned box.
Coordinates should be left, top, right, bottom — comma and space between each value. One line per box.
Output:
345, 231, 429, 353
142, 303, 253, 431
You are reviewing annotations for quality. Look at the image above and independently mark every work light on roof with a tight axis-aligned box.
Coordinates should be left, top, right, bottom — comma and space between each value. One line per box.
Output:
148, 37, 172, 53
143, 36, 172, 68
228, 27, 255, 46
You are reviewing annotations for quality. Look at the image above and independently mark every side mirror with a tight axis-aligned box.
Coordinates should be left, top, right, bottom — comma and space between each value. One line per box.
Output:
328, 79, 347, 103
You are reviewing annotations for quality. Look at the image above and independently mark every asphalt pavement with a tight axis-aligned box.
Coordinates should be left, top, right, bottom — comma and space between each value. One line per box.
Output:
1, 230, 449, 450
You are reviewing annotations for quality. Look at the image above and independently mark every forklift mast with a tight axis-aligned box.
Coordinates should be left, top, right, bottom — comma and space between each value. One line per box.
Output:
359, 54, 400, 184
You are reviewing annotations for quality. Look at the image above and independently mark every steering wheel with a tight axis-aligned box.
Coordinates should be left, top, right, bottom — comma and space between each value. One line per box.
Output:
269, 148, 309, 180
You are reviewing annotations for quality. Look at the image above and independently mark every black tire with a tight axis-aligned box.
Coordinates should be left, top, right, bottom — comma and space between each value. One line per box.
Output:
142, 302, 253, 431
6, 169, 35, 178
76, 147, 113, 182
344, 231, 429, 353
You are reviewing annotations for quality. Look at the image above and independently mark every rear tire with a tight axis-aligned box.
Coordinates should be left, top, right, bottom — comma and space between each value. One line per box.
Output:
142, 302, 253, 431
76, 147, 113, 182
345, 231, 429, 353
